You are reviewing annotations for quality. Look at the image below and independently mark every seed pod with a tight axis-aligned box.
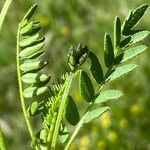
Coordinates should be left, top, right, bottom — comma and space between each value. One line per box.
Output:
20, 60, 48, 73
19, 33, 40, 47
21, 73, 51, 84
23, 86, 48, 98
19, 42, 45, 59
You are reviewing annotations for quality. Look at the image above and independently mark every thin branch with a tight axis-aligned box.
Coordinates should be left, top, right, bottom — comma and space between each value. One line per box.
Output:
0, 0, 12, 32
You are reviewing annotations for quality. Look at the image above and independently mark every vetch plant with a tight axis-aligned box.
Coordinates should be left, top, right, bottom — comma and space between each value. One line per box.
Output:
15, 3, 149, 150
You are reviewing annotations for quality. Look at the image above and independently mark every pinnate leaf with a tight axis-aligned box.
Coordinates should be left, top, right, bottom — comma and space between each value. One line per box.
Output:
65, 96, 80, 126
84, 107, 110, 123
95, 90, 123, 103
114, 45, 147, 65
88, 51, 104, 84
106, 64, 137, 82
79, 70, 95, 102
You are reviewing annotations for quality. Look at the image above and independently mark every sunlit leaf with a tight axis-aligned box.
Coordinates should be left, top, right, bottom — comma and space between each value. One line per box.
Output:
95, 90, 123, 103
106, 64, 137, 82
114, 45, 147, 65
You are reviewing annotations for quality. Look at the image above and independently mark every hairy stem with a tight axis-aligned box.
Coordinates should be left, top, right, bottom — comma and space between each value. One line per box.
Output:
0, 0, 12, 32
50, 72, 74, 149
16, 24, 34, 140
0, 128, 6, 150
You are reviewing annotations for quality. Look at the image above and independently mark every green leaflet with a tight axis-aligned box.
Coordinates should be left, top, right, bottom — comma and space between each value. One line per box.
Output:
122, 4, 149, 35
59, 123, 69, 143
114, 45, 147, 65
65, 96, 80, 126
19, 33, 39, 47
130, 31, 149, 44
20, 21, 41, 36
84, 107, 110, 123
79, 70, 95, 102
40, 128, 48, 143
21, 73, 51, 84
20, 22, 33, 35
104, 33, 114, 68
27, 101, 43, 117
23, 3, 38, 21
20, 60, 48, 73
95, 90, 123, 103
88, 51, 104, 84
120, 31, 149, 48
114, 16, 121, 49
23, 86, 48, 98
19, 42, 45, 59
106, 64, 137, 82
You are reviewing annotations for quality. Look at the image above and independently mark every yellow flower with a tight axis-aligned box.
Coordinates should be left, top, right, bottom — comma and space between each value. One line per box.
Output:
100, 112, 111, 128
107, 131, 118, 142
119, 118, 128, 128
130, 103, 142, 115
60, 26, 70, 36
36, 15, 49, 27
97, 140, 106, 150
80, 135, 90, 147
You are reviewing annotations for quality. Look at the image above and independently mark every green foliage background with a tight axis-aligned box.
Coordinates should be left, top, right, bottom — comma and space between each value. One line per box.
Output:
0, 0, 150, 149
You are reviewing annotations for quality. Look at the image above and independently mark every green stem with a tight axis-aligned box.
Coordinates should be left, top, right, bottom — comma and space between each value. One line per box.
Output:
16, 24, 34, 139
50, 72, 74, 149
0, 128, 6, 150
0, 0, 12, 32
47, 113, 57, 147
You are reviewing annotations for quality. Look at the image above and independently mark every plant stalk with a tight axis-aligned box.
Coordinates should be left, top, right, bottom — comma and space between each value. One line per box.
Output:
0, 0, 12, 32
50, 72, 74, 149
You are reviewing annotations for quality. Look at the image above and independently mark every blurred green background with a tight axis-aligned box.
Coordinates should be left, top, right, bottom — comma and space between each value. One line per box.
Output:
0, 0, 150, 149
